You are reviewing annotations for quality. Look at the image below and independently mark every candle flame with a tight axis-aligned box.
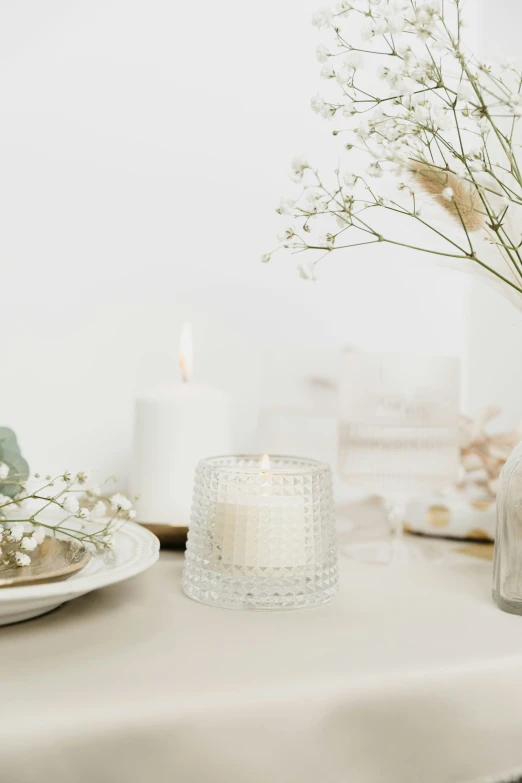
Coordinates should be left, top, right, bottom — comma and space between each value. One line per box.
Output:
179, 322, 193, 383
261, 454, 270, 470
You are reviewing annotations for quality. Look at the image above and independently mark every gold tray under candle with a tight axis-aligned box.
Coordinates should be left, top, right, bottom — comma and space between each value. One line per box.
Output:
0, 537, 91, 588
139, 523, 188, 549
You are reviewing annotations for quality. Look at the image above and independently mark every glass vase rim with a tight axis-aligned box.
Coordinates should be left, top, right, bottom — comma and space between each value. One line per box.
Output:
198, 454, 331, 475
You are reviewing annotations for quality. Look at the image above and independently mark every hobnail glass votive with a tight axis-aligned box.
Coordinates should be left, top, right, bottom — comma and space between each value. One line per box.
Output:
183, 455, 338, 610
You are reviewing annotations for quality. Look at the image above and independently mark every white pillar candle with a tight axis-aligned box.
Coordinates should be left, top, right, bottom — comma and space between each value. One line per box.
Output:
131, 324, 232, 526
212, 456, 307, 569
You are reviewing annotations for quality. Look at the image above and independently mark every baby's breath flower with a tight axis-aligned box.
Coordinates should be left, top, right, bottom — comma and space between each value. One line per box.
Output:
297, 261, 317, 281
79, 508, 90, 519
277, 225, 296, 243
344, 51, 363, 70
63, 496, 79, 514
311, 94, 326, 114
320, 64, 335, 80
316, 44, 329, 63
0, 463, 9, 480
261, 253, 271, 264
290, 155, 309, 182
33, 527, 46, 545
367, 161, 384, 178
8, 523, 24, 543
110, 493, 132, 512
270, 0, 522, 301
15, 551, 31, 567
92, 500, 107, 518
20, 536, 37, 551
336, 68, 352, 86
311, 8, 332, 29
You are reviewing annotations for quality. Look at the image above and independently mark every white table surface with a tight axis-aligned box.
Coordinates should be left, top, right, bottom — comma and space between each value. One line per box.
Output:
2, 526, 522, 783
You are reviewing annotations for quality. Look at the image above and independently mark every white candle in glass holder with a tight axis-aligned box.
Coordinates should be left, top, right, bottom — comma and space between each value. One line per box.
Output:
213, 455, 307, 568
131, 323, 233, 526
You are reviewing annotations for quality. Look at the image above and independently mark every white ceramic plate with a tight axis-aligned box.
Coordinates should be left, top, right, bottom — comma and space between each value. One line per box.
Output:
0, 522, 160, 626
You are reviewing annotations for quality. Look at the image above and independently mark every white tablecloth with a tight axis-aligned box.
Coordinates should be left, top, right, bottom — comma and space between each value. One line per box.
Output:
3, 530, 522, 783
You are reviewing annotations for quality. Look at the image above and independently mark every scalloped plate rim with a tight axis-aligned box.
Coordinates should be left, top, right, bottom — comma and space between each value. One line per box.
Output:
0, 522, 160, 601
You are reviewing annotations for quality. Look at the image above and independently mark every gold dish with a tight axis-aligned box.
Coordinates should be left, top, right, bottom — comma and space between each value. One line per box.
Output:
0, 537, 91, 588
139, 523, 188, 549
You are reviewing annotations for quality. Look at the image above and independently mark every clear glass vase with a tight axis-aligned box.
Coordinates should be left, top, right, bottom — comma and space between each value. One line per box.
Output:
493, 442, 522, 614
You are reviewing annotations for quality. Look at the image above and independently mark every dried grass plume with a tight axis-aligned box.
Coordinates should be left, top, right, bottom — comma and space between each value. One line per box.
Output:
410, 162, 485, 233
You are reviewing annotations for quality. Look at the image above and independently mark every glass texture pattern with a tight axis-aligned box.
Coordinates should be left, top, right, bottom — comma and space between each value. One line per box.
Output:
183, 455, 338, 610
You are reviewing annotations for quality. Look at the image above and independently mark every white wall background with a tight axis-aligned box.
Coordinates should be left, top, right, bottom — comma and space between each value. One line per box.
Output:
0, 0, 479, 481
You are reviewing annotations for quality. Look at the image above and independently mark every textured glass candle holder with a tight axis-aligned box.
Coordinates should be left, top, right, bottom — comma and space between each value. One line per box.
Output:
183, 455, 338, 610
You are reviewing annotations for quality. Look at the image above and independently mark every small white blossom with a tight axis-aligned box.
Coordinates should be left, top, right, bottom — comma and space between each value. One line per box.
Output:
8, 523, 24, 543
343, 172, 357, 188
360, 20, 376, 41
510, 94, 522, 116
312, 8, 332, 28
414, 104, 430, 123
356, 120, 370, 141
15, 551, 31, 567
343, 51, 363, 70
457, 84, 475, 103
110, 493, 132, 512
318, 233, 335, 248
261, 253, 271, 264
33, 527, 46, 545
79, 507, 90, 519
501, 58, 516, 71
316, 44, 329, 63
128, 510, 137, 520
320, 64, 335, 80
385, 13, 404, 35
20, 535, 38, 551
0, 463, 9, 480
311, 94, 325, 113
297, 261, 317, 281
277, 225, 296, 242
63, 496, 79, 514
290, 155, 309, 182
342, 101, 356, 117
336, 67, 352, 85
367, 162, 384, 178
469, 159, 484, 172
92, 500, 107, 518
277, 196, 296, 215
442, 187, 454, 201
0, 494, 12, 506
321, 104, 336, 119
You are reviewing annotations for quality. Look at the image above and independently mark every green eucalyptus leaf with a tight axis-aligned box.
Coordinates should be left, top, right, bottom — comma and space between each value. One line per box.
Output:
0, 427, 30, 498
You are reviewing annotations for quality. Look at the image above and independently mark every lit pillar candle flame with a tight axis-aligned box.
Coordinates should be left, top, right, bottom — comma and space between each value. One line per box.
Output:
179, 322, 193, 383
